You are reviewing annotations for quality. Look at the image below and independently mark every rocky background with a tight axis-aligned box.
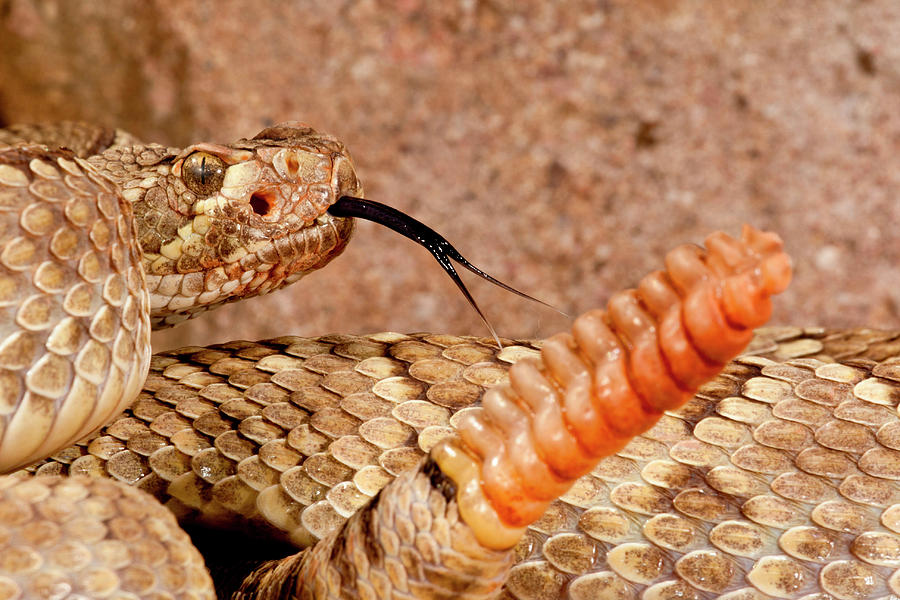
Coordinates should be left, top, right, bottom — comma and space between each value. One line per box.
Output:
1, 0, 897, 350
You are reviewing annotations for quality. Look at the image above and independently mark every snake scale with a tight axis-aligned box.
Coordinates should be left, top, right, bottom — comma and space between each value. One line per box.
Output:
0, 123, 897, 600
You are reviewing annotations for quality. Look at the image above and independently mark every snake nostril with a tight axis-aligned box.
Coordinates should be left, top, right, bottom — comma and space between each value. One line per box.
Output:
250, 193, 271, 216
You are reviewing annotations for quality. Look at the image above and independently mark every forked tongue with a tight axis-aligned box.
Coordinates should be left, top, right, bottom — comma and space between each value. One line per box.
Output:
328, 196, 565, 347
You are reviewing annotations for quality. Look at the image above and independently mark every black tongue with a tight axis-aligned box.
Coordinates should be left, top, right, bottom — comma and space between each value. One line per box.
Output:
328, 196, 565, 347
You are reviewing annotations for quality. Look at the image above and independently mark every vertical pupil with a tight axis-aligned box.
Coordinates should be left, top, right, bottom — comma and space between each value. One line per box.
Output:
200, 156, 207, 185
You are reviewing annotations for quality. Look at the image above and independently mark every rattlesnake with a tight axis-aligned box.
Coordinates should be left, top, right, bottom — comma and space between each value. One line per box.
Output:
1, 122, 896, 600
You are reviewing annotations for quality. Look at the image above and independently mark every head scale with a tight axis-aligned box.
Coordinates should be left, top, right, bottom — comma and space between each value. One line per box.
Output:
90, 122, 360, 328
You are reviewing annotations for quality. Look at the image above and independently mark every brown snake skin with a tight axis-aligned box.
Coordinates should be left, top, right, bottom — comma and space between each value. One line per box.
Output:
1, 123, 899, 599
17, 328, 900, 600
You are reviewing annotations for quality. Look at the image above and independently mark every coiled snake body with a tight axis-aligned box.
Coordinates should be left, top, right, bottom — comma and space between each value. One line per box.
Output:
0, 123, 896, 600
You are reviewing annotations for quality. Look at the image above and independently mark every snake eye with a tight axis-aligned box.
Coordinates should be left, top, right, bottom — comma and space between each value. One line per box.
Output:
182, 152, 226, 197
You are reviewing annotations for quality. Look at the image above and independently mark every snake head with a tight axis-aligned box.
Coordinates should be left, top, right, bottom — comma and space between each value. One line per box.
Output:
112, 123, 360, 327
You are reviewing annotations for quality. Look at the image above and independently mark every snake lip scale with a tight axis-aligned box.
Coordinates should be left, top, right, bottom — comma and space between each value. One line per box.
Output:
1, 121, 895, 600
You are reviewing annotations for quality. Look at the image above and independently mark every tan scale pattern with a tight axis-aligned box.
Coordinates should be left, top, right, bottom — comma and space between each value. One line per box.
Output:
282, 467, 514, 600
0, 475, 213, 599
17, 327, 900, 598
0, 146, 151, 472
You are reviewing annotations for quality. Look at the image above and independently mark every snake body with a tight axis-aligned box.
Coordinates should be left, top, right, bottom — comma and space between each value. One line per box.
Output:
0, 123, 895, 600
0, 123, 357, 474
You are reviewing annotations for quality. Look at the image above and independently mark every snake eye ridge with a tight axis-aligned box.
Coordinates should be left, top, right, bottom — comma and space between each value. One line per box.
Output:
182, 151, 226, 197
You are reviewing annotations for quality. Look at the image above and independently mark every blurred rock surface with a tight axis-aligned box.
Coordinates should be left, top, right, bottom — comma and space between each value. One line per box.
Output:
1, 0, 897, 349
